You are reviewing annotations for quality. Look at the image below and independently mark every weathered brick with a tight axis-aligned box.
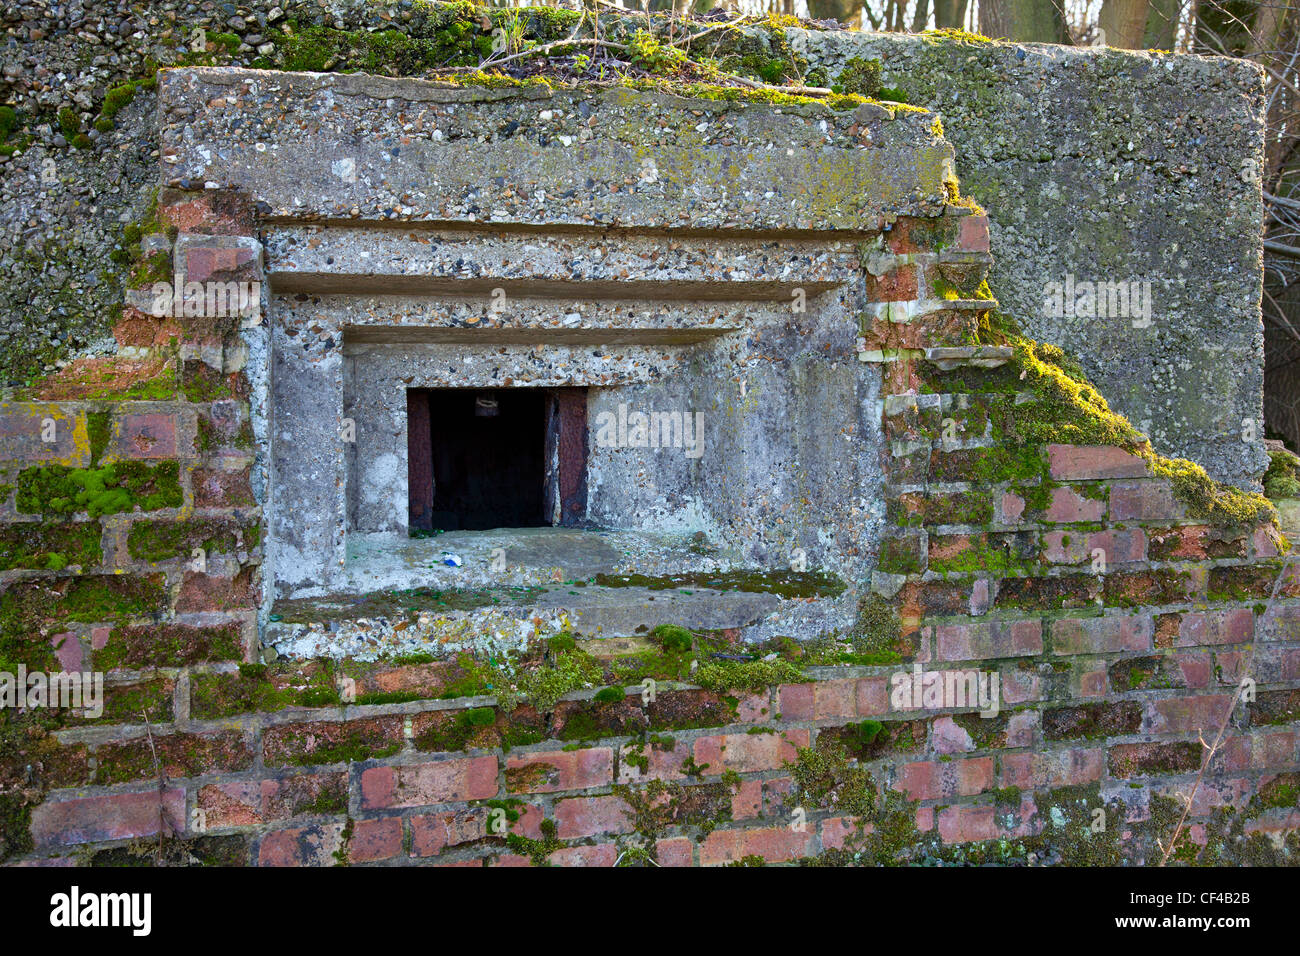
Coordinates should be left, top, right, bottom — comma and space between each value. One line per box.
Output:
1144, 695, 1234, 734
933, 618, 1042, 660
1253, 525, 1284, 558
1041, 701, 1142, 741
0, 405, 83, 464
936, 804, 997, 843
810, 679, 857, 720
897, 578, 972, 617
655, 837, 694, 867
894, 757, 994, 800
731, 779, 763, 820
1048, 445, 1149, 480
554, 794, 633, 839
1108, 741, 1202, 777
1109, 480, 1184, 521
176, 568, 257, 614
1261, 604, 1300, 642
258, 822, 347, 866
866, 264, 918, 302
1177, 608, 1253, 647
698, 826, 815, 866
1000, 667, 1042, 704
617, 739, 688, 784
350, 817, 404, 863
999, 492, 1026, 524
504, 748, 611, 794
999, 748, 1105, 789
957, 214, 990, 252
261, 771, 349, 820
821, 815, 871, 850
32, 788, 185, 848
693, 729, 808, 774
857, 677, 890, 716
410, 807, 489, 857
549, 843, 618, 867
109, 412, 181, 460
161, 189, 259, 235
360, 756, 499, 809
1051, 614, 1152, 655
1148, 526, 1245, 561
192, 466, 256, 507
1045, 486, 1106, 523
183, 241, 261, 284
1077, 661, 1108, 698
1044, 528, 1145, 565
777, 683, 814, 721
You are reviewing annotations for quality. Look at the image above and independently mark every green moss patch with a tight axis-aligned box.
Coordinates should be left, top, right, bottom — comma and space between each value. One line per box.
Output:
1264, 447, 1300, 500
0, 521, 101, 571
190, 662, 341, 719
16, 461, 182, 519
0, 575, 166, 671
592, 569, 847, 599
96, 623, 243, 670
127, 517, 251, 563
966, 323, 1276, 531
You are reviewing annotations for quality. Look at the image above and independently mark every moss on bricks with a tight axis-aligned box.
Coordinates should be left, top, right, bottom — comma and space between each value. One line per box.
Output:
789, 740, 879, 818
15, 461, 182, 519
847, 594, 906, 662
497, 647, 603, 713
190, 662, 340, 719
691, 658, 807, 695
504, 817, 564, 866
93, 729, 250, 785
179, 360, 233, 403
877, 535, 924, 575
96, 623, 243, 670
412, 706, 500, 752
0, 521, 102, 571
1041, 701, 1142, 741
966, 325, 1275, 530
1249, 688, 1300, 727
1263, 447, 1300, 500
263, 719, 402, 768
86, 411, 111, 465
83, 834, 250, 868
91, 676, 175, 724
126, 517, 248, 563
0, 575, 166, 670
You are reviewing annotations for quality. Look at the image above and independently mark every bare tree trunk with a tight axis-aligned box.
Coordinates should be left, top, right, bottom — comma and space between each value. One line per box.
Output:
1099, 0, 1152, 48
1249, 0, 1290, 56
978, 0, 1068, 42
913, 0, 932, 31
934, 0, 968, 29
1143, 0, 1180, 49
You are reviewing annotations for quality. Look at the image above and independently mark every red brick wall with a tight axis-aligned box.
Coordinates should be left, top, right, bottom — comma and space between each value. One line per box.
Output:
1, 200, 1295, 867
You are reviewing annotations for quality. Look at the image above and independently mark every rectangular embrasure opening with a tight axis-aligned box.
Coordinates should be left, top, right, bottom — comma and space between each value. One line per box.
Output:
407, 387, 587, 533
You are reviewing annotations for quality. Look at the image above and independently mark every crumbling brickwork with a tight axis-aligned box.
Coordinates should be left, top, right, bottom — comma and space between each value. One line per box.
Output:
2, 146, 1294, 864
